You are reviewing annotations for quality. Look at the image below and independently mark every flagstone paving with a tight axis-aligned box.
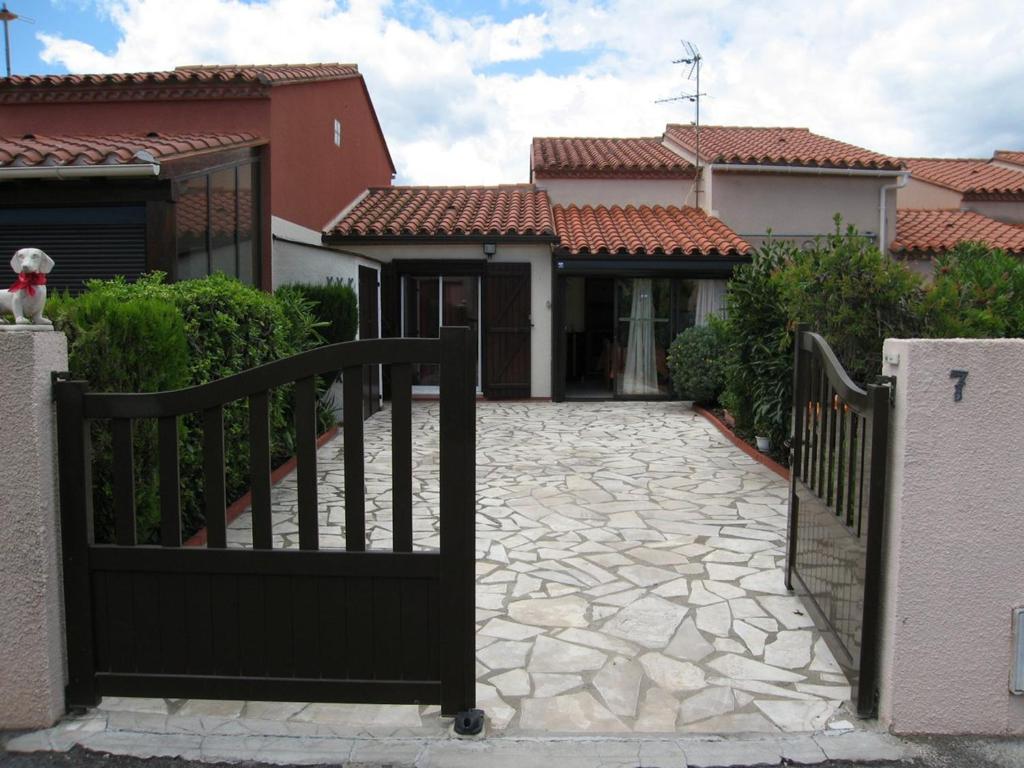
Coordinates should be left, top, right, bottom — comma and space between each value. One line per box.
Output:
220, 400, 852, 734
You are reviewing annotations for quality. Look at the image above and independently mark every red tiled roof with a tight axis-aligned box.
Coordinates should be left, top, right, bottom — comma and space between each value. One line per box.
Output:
532, 137, 694, 179
892, 210, 1024, 257
0, 132, 263, 167
994, 150, 1024, 168
664, 125, 902, 170
326, 186, 556, 239
552, 204, 751, 257
904, 157, 1024, 199
0, 63, 360, 103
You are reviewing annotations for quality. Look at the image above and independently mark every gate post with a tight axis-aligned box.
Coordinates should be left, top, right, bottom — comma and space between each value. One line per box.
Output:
438, 326, 478, 723
0, 329, 70, 728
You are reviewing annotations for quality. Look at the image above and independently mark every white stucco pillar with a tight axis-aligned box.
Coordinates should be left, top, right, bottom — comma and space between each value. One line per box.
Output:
0, 329, 68, 729
878, 338, 1024, 736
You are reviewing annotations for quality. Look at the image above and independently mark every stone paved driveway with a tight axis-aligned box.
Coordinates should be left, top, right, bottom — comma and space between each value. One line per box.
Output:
223, 400, 850, 735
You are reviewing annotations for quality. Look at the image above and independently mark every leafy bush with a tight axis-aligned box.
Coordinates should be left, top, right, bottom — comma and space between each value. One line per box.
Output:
278, 281, 359, 346
774, 218, 924, 383
667, 318, 728, 405
49, 290, 190, 543
51, 273, 330, 542
721, 239, 793, 451
921, 241, 1024, 338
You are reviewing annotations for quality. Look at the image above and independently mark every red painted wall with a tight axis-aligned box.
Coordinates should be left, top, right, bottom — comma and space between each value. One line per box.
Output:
268, 79, 395, 231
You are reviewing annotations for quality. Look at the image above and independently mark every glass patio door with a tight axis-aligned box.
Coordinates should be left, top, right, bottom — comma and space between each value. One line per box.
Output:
401, 275, 480, 390
613, 278, 673, 397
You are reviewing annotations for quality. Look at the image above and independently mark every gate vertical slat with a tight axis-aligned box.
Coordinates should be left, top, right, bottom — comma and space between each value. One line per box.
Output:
203, 406, 227, 548
438, 326, 476, 716
248, 392, 272, 549
856, 381, 891, 717
295, 376, 319, 551
785, 326, 807, 591
55, 378, 100, 706
343, 366, 366, 552
391, 363, 413, 553
112, 419, 136, 546
832, 398, 847, 515
158, 416, 181, 547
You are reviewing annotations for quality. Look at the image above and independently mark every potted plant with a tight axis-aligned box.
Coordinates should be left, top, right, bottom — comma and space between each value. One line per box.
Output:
754, 418, 772, 453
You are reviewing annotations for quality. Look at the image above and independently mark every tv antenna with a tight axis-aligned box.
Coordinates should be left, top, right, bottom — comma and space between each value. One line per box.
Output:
1, 3, 34, 78
656, 41, 706, 205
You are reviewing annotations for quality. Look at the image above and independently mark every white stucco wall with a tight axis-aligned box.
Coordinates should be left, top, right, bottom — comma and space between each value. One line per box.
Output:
963, 200, 1024, 225
710, 171, 896, 248
536, 177, 695, 208
897, 179, 963, 210
337, 242, 553, 398
270, 216, 381, 293
879, 338, 1024, 736
0, 330, 68, 729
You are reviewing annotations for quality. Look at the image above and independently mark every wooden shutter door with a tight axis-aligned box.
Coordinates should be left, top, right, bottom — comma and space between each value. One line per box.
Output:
483, 263, 531, 399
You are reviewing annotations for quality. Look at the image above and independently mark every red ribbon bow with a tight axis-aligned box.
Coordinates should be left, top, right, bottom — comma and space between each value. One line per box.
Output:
9, 272, 46, 297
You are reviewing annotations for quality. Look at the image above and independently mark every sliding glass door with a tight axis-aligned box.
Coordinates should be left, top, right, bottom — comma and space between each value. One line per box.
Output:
401, 275, 480, 390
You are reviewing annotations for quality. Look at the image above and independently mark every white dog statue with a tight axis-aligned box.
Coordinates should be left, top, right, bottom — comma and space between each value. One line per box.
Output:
1, 248, 55, 325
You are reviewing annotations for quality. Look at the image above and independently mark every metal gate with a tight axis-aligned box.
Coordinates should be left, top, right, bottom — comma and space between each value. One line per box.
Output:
786, 328, 892, 718
55, 327, 477, 720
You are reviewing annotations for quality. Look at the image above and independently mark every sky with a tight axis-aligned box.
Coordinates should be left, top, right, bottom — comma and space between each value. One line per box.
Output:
4, 0, 1024, 185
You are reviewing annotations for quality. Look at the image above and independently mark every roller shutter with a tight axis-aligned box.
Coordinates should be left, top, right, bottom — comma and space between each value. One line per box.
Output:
0, 206, 147, 295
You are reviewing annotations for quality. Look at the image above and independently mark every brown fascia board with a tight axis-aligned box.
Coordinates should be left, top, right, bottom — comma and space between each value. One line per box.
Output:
552, 247, 749, 260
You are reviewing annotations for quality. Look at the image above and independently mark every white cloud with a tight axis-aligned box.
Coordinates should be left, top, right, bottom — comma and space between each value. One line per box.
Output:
35, 0, 1024, 184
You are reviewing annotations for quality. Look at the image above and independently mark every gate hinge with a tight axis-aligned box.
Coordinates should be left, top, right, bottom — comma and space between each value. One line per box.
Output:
874, 374, 897, 406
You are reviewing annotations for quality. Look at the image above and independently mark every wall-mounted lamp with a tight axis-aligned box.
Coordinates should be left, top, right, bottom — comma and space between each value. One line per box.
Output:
482, 242, 497, 258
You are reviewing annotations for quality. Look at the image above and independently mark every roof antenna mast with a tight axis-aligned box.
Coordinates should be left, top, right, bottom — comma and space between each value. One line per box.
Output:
0, 3, 34, 79
656, 41, 705, 206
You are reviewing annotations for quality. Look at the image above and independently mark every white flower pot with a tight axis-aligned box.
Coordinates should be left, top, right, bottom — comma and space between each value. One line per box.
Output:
755, 435, 771, 452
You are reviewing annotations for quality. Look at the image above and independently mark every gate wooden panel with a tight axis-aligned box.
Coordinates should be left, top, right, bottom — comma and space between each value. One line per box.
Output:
483, 263, 531, 399
55, 328, 477, 717
359, 265, 382, 417
786, 327, 891, 718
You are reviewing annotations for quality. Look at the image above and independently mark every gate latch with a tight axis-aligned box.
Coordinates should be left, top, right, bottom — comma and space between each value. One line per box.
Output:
875, 374, 897, 406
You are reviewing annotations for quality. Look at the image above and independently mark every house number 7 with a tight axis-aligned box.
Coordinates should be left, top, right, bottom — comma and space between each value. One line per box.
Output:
949, 369, 968, 402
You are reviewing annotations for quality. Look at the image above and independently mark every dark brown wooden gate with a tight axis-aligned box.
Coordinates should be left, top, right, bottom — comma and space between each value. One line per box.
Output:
55, 328, 477, 721
359, 265, 382, 417
786, 328, 892, 718
483, 263, 531, 399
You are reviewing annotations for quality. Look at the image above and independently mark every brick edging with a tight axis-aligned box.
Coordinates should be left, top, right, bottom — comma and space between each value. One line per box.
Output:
693, 405, 790, 480
185, 425, 341, 547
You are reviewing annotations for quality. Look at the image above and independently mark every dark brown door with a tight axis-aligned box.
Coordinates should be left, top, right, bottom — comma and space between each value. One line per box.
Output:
359, 265, 381, 416
483, 263, 531, 399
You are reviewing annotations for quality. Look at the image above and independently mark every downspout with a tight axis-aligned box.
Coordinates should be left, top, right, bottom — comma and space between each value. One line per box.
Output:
879, 172, 910, 251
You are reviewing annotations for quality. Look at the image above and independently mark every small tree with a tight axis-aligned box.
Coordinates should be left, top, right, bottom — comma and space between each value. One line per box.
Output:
922, 241, 1024, 338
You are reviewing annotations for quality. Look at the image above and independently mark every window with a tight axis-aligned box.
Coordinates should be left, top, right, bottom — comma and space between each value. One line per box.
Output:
174, 161, 259, 284
333, 119, 342, 147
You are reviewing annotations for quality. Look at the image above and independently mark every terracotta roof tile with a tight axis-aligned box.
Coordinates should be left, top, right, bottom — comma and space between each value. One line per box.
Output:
892, 209, 1024, 257
0, 132, 263, 167
994, 150, 1024, 168
327, 186, 556, 239
905, 157, 1024, 199
532, 137, 694, 179
664, 125, 902, 170
552, 204, 751, 257
0, 63, 360, 103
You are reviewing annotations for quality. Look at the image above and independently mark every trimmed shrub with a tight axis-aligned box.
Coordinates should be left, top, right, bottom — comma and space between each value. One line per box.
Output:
49, 290, 190, 543
278, 281, 359, 346
52, 273, 329, 541
922, 241, 1024, 338
667, 317, 728, 405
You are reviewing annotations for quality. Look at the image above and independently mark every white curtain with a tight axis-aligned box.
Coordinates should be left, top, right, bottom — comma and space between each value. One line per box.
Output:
621, 278, 660, 395
694, 279, 728, 326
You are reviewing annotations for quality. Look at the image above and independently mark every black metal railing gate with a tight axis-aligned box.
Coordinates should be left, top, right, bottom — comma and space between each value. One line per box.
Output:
786, 328, 892, 718
55, 327, 478, 723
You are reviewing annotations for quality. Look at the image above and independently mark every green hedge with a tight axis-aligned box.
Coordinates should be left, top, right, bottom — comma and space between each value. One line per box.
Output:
278, 281, 359, 346
50, 273, 333, 543
666, 318, 728, 405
